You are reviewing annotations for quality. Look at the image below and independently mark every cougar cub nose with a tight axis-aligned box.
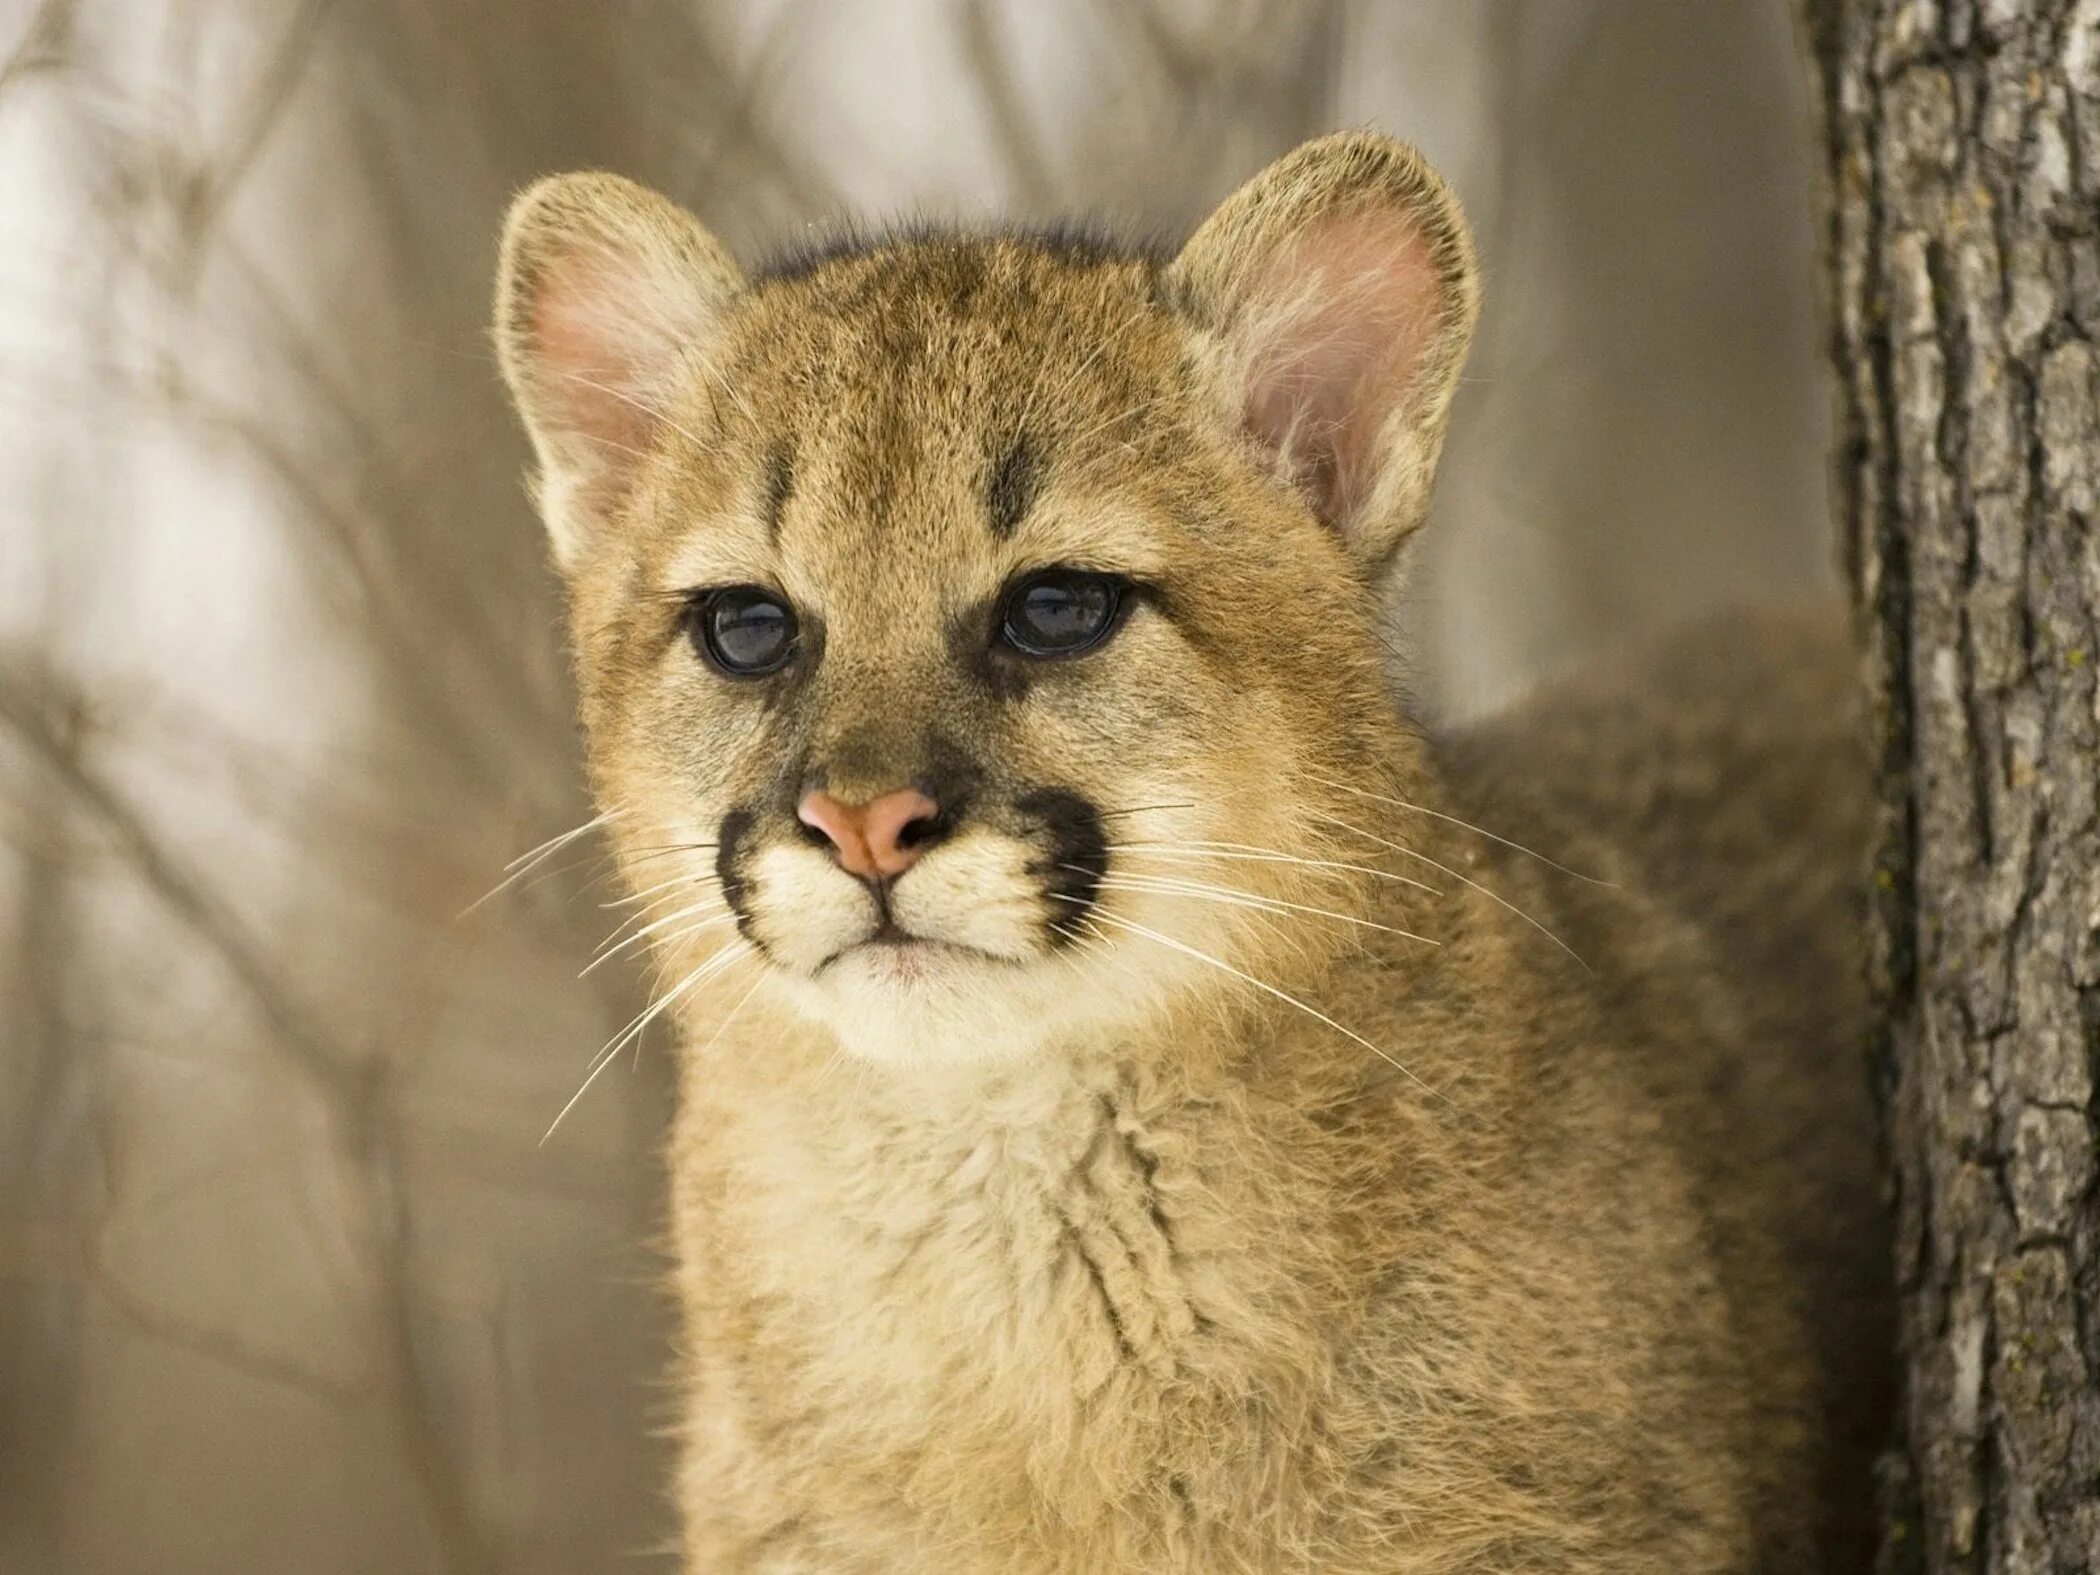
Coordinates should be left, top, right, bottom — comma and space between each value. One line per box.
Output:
796, 787, 944, 881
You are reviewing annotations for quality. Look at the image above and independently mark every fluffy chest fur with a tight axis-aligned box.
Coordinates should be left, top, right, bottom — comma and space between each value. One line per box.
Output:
672, 1023, 1374, 1570
663, 890, 1774, 1574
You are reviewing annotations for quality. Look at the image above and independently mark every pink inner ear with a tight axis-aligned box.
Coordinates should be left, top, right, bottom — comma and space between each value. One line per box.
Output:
1241, 207, 1444, 527
530, 252, 657, 460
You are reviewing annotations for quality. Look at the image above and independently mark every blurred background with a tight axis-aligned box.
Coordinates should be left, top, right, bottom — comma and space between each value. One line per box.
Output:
0, 3, 1831, 1571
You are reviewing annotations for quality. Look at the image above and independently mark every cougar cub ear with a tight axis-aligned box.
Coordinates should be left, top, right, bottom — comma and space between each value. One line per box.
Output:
1170, 132, 1479, 573
493, 173, 743, 570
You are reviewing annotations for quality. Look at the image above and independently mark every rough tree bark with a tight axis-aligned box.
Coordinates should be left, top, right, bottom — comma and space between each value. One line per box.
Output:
1807, 2, 2100, 1570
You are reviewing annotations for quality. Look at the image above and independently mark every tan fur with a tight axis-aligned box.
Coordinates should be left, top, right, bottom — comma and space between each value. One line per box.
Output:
492, 133, 1886, 1571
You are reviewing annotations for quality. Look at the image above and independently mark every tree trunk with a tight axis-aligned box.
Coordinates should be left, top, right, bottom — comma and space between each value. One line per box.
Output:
1806, 2, 2100, 1569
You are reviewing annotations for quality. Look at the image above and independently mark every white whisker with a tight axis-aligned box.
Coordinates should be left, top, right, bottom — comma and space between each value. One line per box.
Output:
1089, 870, 1439, 946
606, 870, 722, 909
585, 881, 729, 972
1308, 810, 1591, 972
687, 967, 766, 1063
1076, 907, 1443, 1101
1112, 841, 1438, 895
542, 941, 751, 1145
461, 807, 624, 916
1304, 773, 1613, 886
583, 906, 736, 976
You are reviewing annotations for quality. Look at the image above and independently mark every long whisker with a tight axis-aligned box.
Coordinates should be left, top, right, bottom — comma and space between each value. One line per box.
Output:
1087, 869, 1439, 946
642, 914, 743, 959
685, 967, 767, 1063
542, 941, 751, 1145
590, 879, 727, 943
1304, 774, 1614, 886
1308, 810, 1591, 973
1066, 914, 1141, 980
1074, 906, 1444, 1102
1112, 841, 1438, 895
1087, 876, 1302, 952
583, 904, 735, 976
520, 848, 628, 903
588, 879, 725, 955
605, 870, 723, 909
504, 808, 624, 873
461, 807, 624, 916
597, 943, 750, 1072
618, 842, 723, 870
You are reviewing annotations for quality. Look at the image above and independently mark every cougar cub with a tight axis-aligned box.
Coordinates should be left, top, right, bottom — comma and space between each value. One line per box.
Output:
494, 134, 1887, 1571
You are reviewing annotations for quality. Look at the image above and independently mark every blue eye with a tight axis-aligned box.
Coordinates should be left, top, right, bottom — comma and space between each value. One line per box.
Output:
1000, 570, 1126, 658
692, 586, 798, 676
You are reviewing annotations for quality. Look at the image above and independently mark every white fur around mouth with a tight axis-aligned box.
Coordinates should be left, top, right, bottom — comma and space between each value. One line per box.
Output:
847, 937, 950, 984
821, 930, 1009, 987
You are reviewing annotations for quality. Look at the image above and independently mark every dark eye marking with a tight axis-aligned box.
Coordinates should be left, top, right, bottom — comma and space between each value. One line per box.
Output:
762, 442, 795, 542
689, 586, 800, 678
986, 438, 1039, 540
1017, 788, 1108, 944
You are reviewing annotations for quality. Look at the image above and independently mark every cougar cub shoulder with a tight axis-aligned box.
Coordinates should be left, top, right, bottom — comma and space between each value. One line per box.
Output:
493, 133, 1887, 1572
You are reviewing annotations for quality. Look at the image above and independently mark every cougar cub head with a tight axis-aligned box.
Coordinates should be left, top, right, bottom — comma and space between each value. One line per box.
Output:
495, 133, 1477, 1067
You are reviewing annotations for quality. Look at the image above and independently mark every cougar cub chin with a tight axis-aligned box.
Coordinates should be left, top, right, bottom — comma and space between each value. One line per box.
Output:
494, 133, 1888, 1572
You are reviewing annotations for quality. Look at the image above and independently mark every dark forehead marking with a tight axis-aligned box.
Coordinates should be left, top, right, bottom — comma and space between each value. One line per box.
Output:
762, 441, 795, 543
985, 437, 1040, 540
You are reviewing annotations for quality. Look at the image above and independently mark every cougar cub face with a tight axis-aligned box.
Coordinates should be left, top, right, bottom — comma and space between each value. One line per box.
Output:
496, 136, 1478, 1065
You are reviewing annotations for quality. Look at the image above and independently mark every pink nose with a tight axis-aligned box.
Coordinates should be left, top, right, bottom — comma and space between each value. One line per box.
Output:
796, 787, 942, 881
